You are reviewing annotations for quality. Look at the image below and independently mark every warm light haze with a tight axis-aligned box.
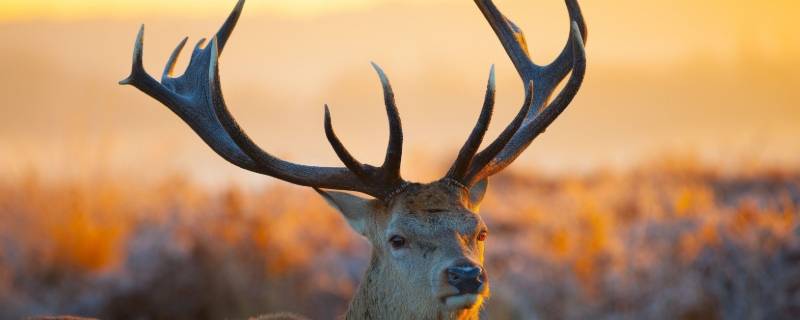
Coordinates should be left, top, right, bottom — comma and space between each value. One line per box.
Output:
1, 1, 799, 319
0, 0, 435, 20
1, 0, 799, 185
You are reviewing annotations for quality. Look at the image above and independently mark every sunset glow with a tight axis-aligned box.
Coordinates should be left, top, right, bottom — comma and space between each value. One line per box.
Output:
0, 0, 426, 20
1, 0, 799, 319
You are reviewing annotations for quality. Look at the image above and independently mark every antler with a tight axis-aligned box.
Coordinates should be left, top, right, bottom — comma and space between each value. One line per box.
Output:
121, 0, 586, 199
446, 0, 587, 187
119, 0, 406, 199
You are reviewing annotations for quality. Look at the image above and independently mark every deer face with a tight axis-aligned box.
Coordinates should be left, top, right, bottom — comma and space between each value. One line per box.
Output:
318, 179, 490, 316
382, 182, 490, 313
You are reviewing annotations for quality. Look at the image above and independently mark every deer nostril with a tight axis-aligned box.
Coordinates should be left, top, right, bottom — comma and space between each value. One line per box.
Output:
446, 264, 484, 294
448, 271, 461, 283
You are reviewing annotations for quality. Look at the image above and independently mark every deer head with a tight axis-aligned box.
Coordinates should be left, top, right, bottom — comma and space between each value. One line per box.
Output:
120, 0, 586, 318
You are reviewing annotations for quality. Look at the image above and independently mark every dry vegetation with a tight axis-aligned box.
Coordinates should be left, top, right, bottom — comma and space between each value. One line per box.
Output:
1, 159, 798, 320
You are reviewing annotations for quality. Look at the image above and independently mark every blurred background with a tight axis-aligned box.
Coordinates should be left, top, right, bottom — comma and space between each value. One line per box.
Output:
0, 0, 798, 319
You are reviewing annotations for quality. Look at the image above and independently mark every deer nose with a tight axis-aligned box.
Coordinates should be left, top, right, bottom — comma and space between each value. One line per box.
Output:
446, 263, 484, 294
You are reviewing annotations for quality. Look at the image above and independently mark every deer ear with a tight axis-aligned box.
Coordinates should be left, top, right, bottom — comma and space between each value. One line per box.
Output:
467, 179, 489, 210
314, 188, 375, 235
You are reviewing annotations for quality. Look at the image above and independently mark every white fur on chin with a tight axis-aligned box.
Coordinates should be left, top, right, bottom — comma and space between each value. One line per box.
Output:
444, 294, 483, 311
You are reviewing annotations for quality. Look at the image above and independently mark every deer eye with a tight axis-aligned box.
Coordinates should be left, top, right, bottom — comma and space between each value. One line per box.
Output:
477, 231, 488, 242
389, 235, 407, 249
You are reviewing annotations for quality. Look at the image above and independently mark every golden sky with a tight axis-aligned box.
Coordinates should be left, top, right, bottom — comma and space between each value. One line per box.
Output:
1, 0, 798, 184
1, 0, 797, 23
0, 0, 437, 20
3, 0, 797, 62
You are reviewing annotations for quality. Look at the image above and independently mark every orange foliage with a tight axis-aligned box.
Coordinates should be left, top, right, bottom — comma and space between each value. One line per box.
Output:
48, 210, 124, 271
0, 160, 797, 319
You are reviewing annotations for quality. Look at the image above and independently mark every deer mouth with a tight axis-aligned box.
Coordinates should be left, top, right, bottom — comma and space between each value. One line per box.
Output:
441, 293, 483, 311
437, 273, 489, 311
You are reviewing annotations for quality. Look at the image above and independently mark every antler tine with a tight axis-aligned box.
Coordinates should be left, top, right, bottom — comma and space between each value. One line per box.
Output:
162, 36, 189, 80
371, 62, 404, 181
119, 24, 147, 87
216, 0, 245, 52
464, 81, 534, 185
462, 0, 587, 185
545, 0, 588, 81
446, 65, 496, 181
324, 104, 369, 178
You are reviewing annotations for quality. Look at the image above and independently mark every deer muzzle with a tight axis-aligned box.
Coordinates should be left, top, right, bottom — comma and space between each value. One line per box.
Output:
446, 263, 486, 295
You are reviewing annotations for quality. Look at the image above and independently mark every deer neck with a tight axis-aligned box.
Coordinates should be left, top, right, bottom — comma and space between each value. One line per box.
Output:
343, 250, 482, 320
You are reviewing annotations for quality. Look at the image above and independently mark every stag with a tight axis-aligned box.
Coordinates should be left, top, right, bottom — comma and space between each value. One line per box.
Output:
120, 0, 586, 318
